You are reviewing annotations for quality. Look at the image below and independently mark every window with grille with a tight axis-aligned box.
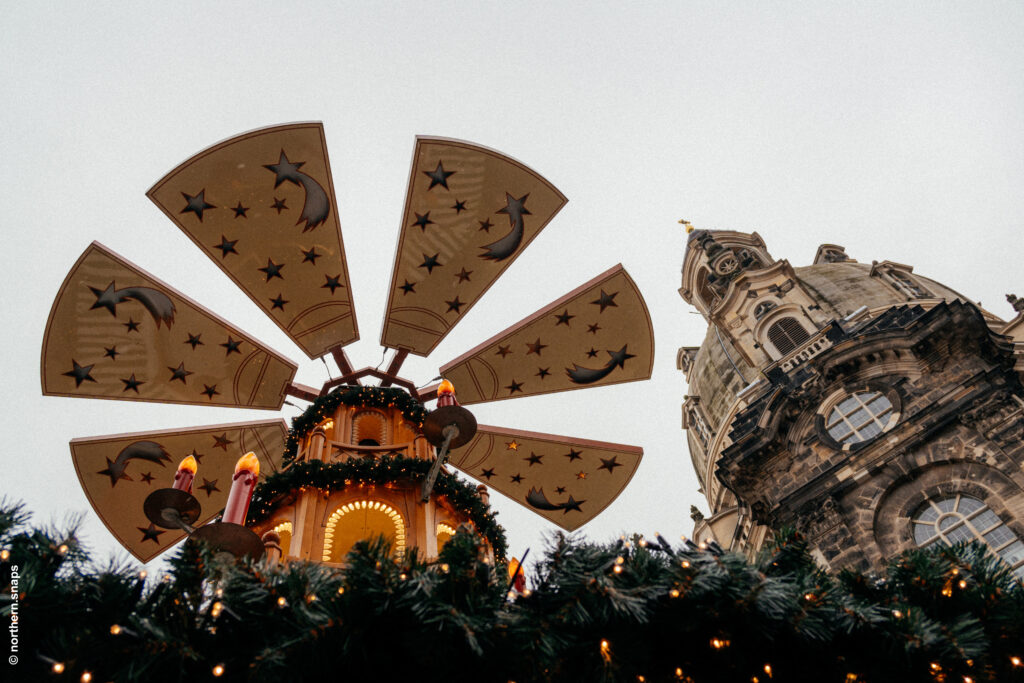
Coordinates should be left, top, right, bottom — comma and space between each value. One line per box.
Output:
767, 317, 811, 355
688, 407, 713, 450
912, 494, 1024, 579
825, 390, 896, 445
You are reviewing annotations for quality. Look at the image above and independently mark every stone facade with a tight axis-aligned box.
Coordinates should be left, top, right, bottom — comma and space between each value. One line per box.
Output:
680, 230, 1024, 575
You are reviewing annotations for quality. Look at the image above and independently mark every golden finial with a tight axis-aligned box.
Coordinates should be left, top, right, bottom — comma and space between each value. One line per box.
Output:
678, 219, 694, 233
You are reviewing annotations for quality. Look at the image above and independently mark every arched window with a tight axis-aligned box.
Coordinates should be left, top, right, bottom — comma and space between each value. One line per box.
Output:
888, 270, 930, 299
696, 268, 719, 311
351, 410, 387, 446
767, 317, 811, 355
753, 301, 777, 320
912, 494, 1024, 578
322, 500, 406, 563
825, 390, 896, 446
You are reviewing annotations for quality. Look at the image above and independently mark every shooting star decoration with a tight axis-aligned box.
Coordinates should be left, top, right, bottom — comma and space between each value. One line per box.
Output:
89, 282, 176, 328
96, 440, 172, 487
264, 150, 331, 232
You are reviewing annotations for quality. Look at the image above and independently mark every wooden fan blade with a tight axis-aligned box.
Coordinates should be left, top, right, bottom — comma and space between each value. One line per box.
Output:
147, 122, 358, 359
439, 265, 654, 404
41, 242, 297, 409
70, 419, 287, 562
448, 425, 642, 531
380, 137, 567, 356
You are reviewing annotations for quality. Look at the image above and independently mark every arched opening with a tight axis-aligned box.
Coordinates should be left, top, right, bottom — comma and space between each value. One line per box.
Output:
766, 317, 811, 356
912, 494, 1024, 578
351, 410, 387, 446
436, 522, 456, 553
696, 268, 718, 311
272, 521, 293, 557
322, 500, 406, 563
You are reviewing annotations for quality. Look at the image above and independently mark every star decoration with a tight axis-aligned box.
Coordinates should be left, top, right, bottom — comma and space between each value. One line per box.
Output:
184, 333, 203, 350
598, 456, 623, 473
563, 449, 583, 462
302, 247, 322, 264
187, 449, 204, 464
606, 345, 637, 369
140, 471, 155, 485
506, 441, 519, 451
124, 318, 141, 333
455, 267, 472, 283
181, 189, 215, 221
271, 197, 288, 213
138, 524, 165, 544
587, 323, 601, 335
445, 297, 465, 314
167, 362, 193, 384
495, 345, 512, 358
561, 496, 585, 514
536, 367, 551, 379
423, 160, 455, 190
576, 471, 587, 480
480, 468, 496, 480
88, 282, 120, 316
264, 150, 305, 186
555, 486, 566, 494
478, 218, 493, 232
452, 199, 467, 213
213, 235, 238, 258
197, 478, 220, 496
419, 253, 442, 274
221, 337, 242, 355
232, 202, 249, 218
212, 434, 233, 450
258, 258, 285, 281
63, 360, 96, 387
268, 294, 288, 311
201, 384, 220, 399
412, 212, 434, 231
120, 373, 144, 393
586, 348, 599, 358
526, 338, 547, 355
525, 452, 544, 467
510, 473, 523, 484
497, 194, 532, 222
591, 289, 619, 313
554, 309, 575, 326
398, 280, 416, 295
322, 274, 343, 294
103, 346, 119, 360
96, 458, 131, 487
505, 379, 524, 394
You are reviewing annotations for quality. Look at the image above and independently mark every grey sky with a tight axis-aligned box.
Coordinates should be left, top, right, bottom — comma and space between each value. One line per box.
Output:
2, 2, 1022, 568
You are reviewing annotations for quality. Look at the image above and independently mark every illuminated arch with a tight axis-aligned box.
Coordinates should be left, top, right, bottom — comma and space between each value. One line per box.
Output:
272, 521, 293, 557
352, 410, 387, 446
322, 500, 406, 562
436, 522, 456, 552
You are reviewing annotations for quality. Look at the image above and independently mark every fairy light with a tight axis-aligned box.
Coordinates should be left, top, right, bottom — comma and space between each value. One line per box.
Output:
613, 565, 623, 574
337, 586, 345, 595
80, 673, 92, 683
681, 560, 690, 568
710, 638, 730, 650
212, 664, 225, 677
306, 594, 317, 603
440, 563, 450, 573
615, 556, 625, 565
52, 662, 65, 673
277, 596, 287, 608
764, 664, 772, 677
958, 579, 967, 589
138, 570, 147, 580
57, 544, 69, 555
110, 624, 122, 635
670, 588, 680, 598
941, 585, 953, 597
930, 662, 941, 672
211, 602, 224, 618
963, 676, 973, 683
892, 610, 902, 618
0, 549, 9, 561
1011, 656, 1022, 667
600, 639, 611, 662
675, 668, 684, 679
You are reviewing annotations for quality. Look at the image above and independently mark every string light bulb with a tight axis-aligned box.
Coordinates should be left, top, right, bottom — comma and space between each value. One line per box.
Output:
0, 549, 9, 561
277, 597, 287, 608
1011, 656, 1022, 667
57, 544, 69, 555
52, 662, 65, 673
764, 663, 772, 677
80, 673, 92, 683
212, 664, 225, 677
110, 624, 122, 635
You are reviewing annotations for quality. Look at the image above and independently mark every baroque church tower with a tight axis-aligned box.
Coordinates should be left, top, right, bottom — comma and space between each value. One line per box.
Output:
679, 229, 1024, 575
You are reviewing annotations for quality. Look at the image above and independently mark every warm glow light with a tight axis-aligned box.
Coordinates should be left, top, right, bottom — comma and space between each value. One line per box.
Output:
675, 669, 683, 679
211, 602, 223, 617
942, 586, 953, 597
52, 662, 65, 673
710, 638, 730, 650
681, 561, 690, 568
110, 624, 122, 635
138, 570, 147, 579
670, 589, 680, 598
892, 610, 902, 618
178, 455, 198, 474
438, 379, 455, 396
764, 664, 772, 677
0, 549, 9, 561
1011, 656, 1022, 667
212, 664, 225, 677
615, 556, 625, 565
930, 663, 941, 671
613, 565, 623, 574
57, 544, 69, 555
277, 597, 287, 607
440, 563, 450, 573
958, 580, 967, 589
80, 673, 92, 683
234, 451, 260, 476
337, 586, 345, 595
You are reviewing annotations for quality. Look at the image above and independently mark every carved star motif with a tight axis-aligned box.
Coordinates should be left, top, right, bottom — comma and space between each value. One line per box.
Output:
264, 151, 304, 187
398, 280, 416, 295
586, 347, 599, 358
232, 202, 249, 218
120, 373, 144, 393
63, 360, 96, 387
526, 338, 547, 355
554, 309, 574, 326
576, 471, 587, 480
201, 384, 219, 399
140, 471, 155, 485
322, 274, 343, 295
138, 523, 165, 544
510, 473, 523, 484
495, 345, 512, 358
88, 282, 120, 316
212, 434, 233, 450
445, 297, 464, 314
96, 457, 131, 487
505, 379, 524, 394
423, 161, 455, 190
506, 441, 519, 451
213, 235, 238, 257
271, 197, 288, 213
258, 258, 285, 281
167, 362, 193, 384
452, 199, 467, 213
455, 267, 472, 283
563, 449, 582, 462
197, 478, 220, 496
124, 317, 141, 333
561, 496, 585, 514
480, 468, 496, 480
524, 452, 544, 467
536, 367, 550, 380
478, 218, 493, 232
181, 190, 215, 221
555, 486, 566, 494
184, 333, 203, 350
598, 456, 624, 473
606, 345, 637, 369
587, 323, 601, 335
103, 346, 119, 360
302, 247, 322, 264
591, 289, 619, 313
412, 212, 434, 231
221, 337, 242, 355
419, 253, 442, 274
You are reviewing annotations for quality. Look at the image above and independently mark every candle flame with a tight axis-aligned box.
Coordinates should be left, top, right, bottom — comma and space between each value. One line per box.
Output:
438, 379, 455, 396
234, 451, 260, 476
178, 455, 198, 474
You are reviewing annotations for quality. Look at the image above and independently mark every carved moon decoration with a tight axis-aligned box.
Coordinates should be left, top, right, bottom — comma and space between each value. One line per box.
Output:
41, 242, 296, 409
380, 137, 568, 356
448, 425, 643, 531
70, 420, 287, 562
147, 123, 358, 359
439, 265, 654, 404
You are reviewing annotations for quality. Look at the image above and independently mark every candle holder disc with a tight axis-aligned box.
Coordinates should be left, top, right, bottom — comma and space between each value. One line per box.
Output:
189, 522, 265, 560
143, 488, 202, 531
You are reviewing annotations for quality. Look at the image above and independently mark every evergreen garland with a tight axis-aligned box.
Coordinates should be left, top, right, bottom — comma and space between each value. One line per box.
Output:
283, 385, 428, 465
2, 502, 1022, 683
249, 456, 508, 560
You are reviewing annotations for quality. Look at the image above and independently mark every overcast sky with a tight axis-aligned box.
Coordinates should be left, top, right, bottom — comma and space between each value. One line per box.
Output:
2, 2, 1022, 569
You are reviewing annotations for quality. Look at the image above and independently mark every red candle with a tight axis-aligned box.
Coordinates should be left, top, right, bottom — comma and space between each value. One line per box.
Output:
172, 455, 197, 493
222, 452, 260, 525
436, 379, 458, 407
